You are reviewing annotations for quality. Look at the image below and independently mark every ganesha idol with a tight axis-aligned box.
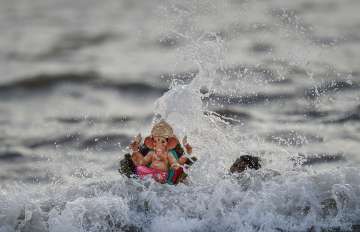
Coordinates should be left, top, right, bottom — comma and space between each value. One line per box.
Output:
120, 120, 196, 184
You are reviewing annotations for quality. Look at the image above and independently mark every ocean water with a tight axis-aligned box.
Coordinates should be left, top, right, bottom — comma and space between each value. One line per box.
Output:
1, 0, 360, 231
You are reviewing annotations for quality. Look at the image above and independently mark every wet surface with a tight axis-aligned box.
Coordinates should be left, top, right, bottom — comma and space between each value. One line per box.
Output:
0, 0, 360, 231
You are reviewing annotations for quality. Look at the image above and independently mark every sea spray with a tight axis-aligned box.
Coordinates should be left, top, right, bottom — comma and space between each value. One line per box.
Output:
153, 1, 360, 231
154, 1, 236, 183
1, 0, 360, 231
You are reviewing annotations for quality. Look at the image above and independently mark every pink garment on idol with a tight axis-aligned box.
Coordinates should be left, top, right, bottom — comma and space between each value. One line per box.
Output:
136, 165, 168, 183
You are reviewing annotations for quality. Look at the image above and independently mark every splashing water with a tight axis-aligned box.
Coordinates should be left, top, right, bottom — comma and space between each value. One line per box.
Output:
153, 19, 235, 184
1, 0, 360, 232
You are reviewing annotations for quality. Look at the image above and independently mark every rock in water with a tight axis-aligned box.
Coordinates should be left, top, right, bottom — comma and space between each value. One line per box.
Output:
118, 153, 136, 178
230, 155, 262, 173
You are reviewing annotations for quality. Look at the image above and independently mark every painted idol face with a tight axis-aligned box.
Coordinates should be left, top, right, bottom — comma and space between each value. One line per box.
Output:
153, 136, 167, 152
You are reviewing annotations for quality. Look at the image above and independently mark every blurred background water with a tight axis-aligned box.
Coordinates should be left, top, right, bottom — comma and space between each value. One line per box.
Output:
1, 0, 360, 231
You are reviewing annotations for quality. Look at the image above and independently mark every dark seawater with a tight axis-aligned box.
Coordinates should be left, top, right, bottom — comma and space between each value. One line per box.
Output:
1, 0, 360, 231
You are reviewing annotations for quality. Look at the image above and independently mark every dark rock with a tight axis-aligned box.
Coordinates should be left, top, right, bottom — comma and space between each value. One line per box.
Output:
230, 155, 261, 173
118, 153, 136, 178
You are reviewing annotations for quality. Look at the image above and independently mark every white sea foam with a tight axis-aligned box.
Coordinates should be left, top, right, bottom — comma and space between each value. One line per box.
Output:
1, 0, 360, 231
